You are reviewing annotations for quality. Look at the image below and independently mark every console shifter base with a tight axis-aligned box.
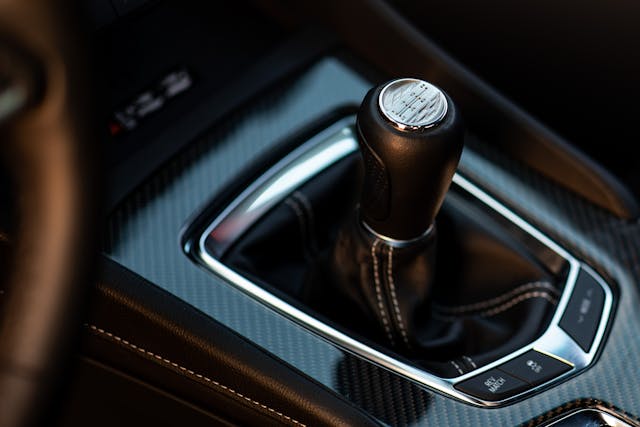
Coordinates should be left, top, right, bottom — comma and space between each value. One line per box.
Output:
186, 118, 614, 407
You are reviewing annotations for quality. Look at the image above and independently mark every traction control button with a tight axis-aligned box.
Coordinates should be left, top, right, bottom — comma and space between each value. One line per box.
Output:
499, 350, 572, 387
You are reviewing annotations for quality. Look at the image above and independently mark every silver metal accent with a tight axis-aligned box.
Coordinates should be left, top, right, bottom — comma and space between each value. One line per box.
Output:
378, 78, 448, 130
187, 118, 614, 407
543, 408, 636, 427
361, 218, 434, 248
203, 118, 357, 256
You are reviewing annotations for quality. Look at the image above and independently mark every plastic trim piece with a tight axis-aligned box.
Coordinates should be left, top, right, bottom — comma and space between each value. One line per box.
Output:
186, 118, 613, 407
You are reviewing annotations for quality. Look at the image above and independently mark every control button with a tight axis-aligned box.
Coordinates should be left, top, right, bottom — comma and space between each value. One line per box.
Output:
499, 350, 572, 387
559, 269, 605, 352
455, 369, 528, 401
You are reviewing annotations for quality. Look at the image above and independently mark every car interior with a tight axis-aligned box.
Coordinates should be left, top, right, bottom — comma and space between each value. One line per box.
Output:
1, 0, 639, 426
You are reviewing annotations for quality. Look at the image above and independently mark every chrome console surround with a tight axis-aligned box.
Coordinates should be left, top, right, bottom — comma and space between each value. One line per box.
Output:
544, 408, 635, 427
186, 116, 614, 407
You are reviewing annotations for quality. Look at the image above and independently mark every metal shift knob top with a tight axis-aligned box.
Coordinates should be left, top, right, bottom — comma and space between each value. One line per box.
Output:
357, 78, 464, 242
378, 78, 448, 130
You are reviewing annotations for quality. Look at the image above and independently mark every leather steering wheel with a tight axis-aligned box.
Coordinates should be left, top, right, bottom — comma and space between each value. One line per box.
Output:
0, 2, 96, 426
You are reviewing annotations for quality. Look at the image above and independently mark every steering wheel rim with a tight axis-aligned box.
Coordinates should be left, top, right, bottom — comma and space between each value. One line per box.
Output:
0, 2, 96, 426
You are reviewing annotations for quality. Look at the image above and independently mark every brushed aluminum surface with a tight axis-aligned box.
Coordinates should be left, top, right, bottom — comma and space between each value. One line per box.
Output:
378, 78, 447, 130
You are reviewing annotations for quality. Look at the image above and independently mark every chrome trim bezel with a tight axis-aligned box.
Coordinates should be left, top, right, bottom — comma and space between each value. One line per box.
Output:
186, 117, 614, 407
544, 408, 635, 427
199, 118, 358, 256
361, 219, 435, 248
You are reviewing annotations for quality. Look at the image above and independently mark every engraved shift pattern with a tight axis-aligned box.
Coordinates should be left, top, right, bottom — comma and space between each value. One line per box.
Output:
379, 78, 447, 129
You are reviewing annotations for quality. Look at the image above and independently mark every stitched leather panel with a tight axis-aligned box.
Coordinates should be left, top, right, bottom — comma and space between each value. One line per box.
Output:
82, 258, 380, 427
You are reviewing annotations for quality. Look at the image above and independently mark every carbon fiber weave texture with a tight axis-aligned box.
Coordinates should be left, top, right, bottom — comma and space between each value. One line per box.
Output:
106, 58, 640, 426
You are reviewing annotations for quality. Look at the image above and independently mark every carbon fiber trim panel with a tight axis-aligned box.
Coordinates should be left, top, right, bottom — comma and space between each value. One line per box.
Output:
106, 57, 640, 425
520, 398, 640, 427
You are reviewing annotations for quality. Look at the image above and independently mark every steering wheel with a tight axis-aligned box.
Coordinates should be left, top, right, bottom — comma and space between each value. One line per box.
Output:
0, 2, 96, 426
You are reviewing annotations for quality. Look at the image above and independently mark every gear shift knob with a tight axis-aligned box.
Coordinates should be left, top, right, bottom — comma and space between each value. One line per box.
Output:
357, 78, 464, 242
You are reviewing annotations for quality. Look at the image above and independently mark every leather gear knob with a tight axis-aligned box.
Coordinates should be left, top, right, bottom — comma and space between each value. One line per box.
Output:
357, 78, 464, 241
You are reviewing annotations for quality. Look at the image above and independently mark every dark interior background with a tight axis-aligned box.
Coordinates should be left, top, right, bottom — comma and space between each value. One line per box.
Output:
85, 0, 640, 206
391, 0, 640, 195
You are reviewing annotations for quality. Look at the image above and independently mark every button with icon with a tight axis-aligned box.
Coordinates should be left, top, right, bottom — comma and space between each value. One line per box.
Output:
559, 270, 606, 352
499, 350, 572, 387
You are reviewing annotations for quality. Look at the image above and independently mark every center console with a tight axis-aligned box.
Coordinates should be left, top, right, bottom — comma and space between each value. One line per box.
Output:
97, 1, 640, 425
184, 97, 613, 406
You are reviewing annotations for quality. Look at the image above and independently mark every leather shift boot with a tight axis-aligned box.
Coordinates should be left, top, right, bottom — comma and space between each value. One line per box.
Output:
330, 216, 436, 351
222, 153, 559, 378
